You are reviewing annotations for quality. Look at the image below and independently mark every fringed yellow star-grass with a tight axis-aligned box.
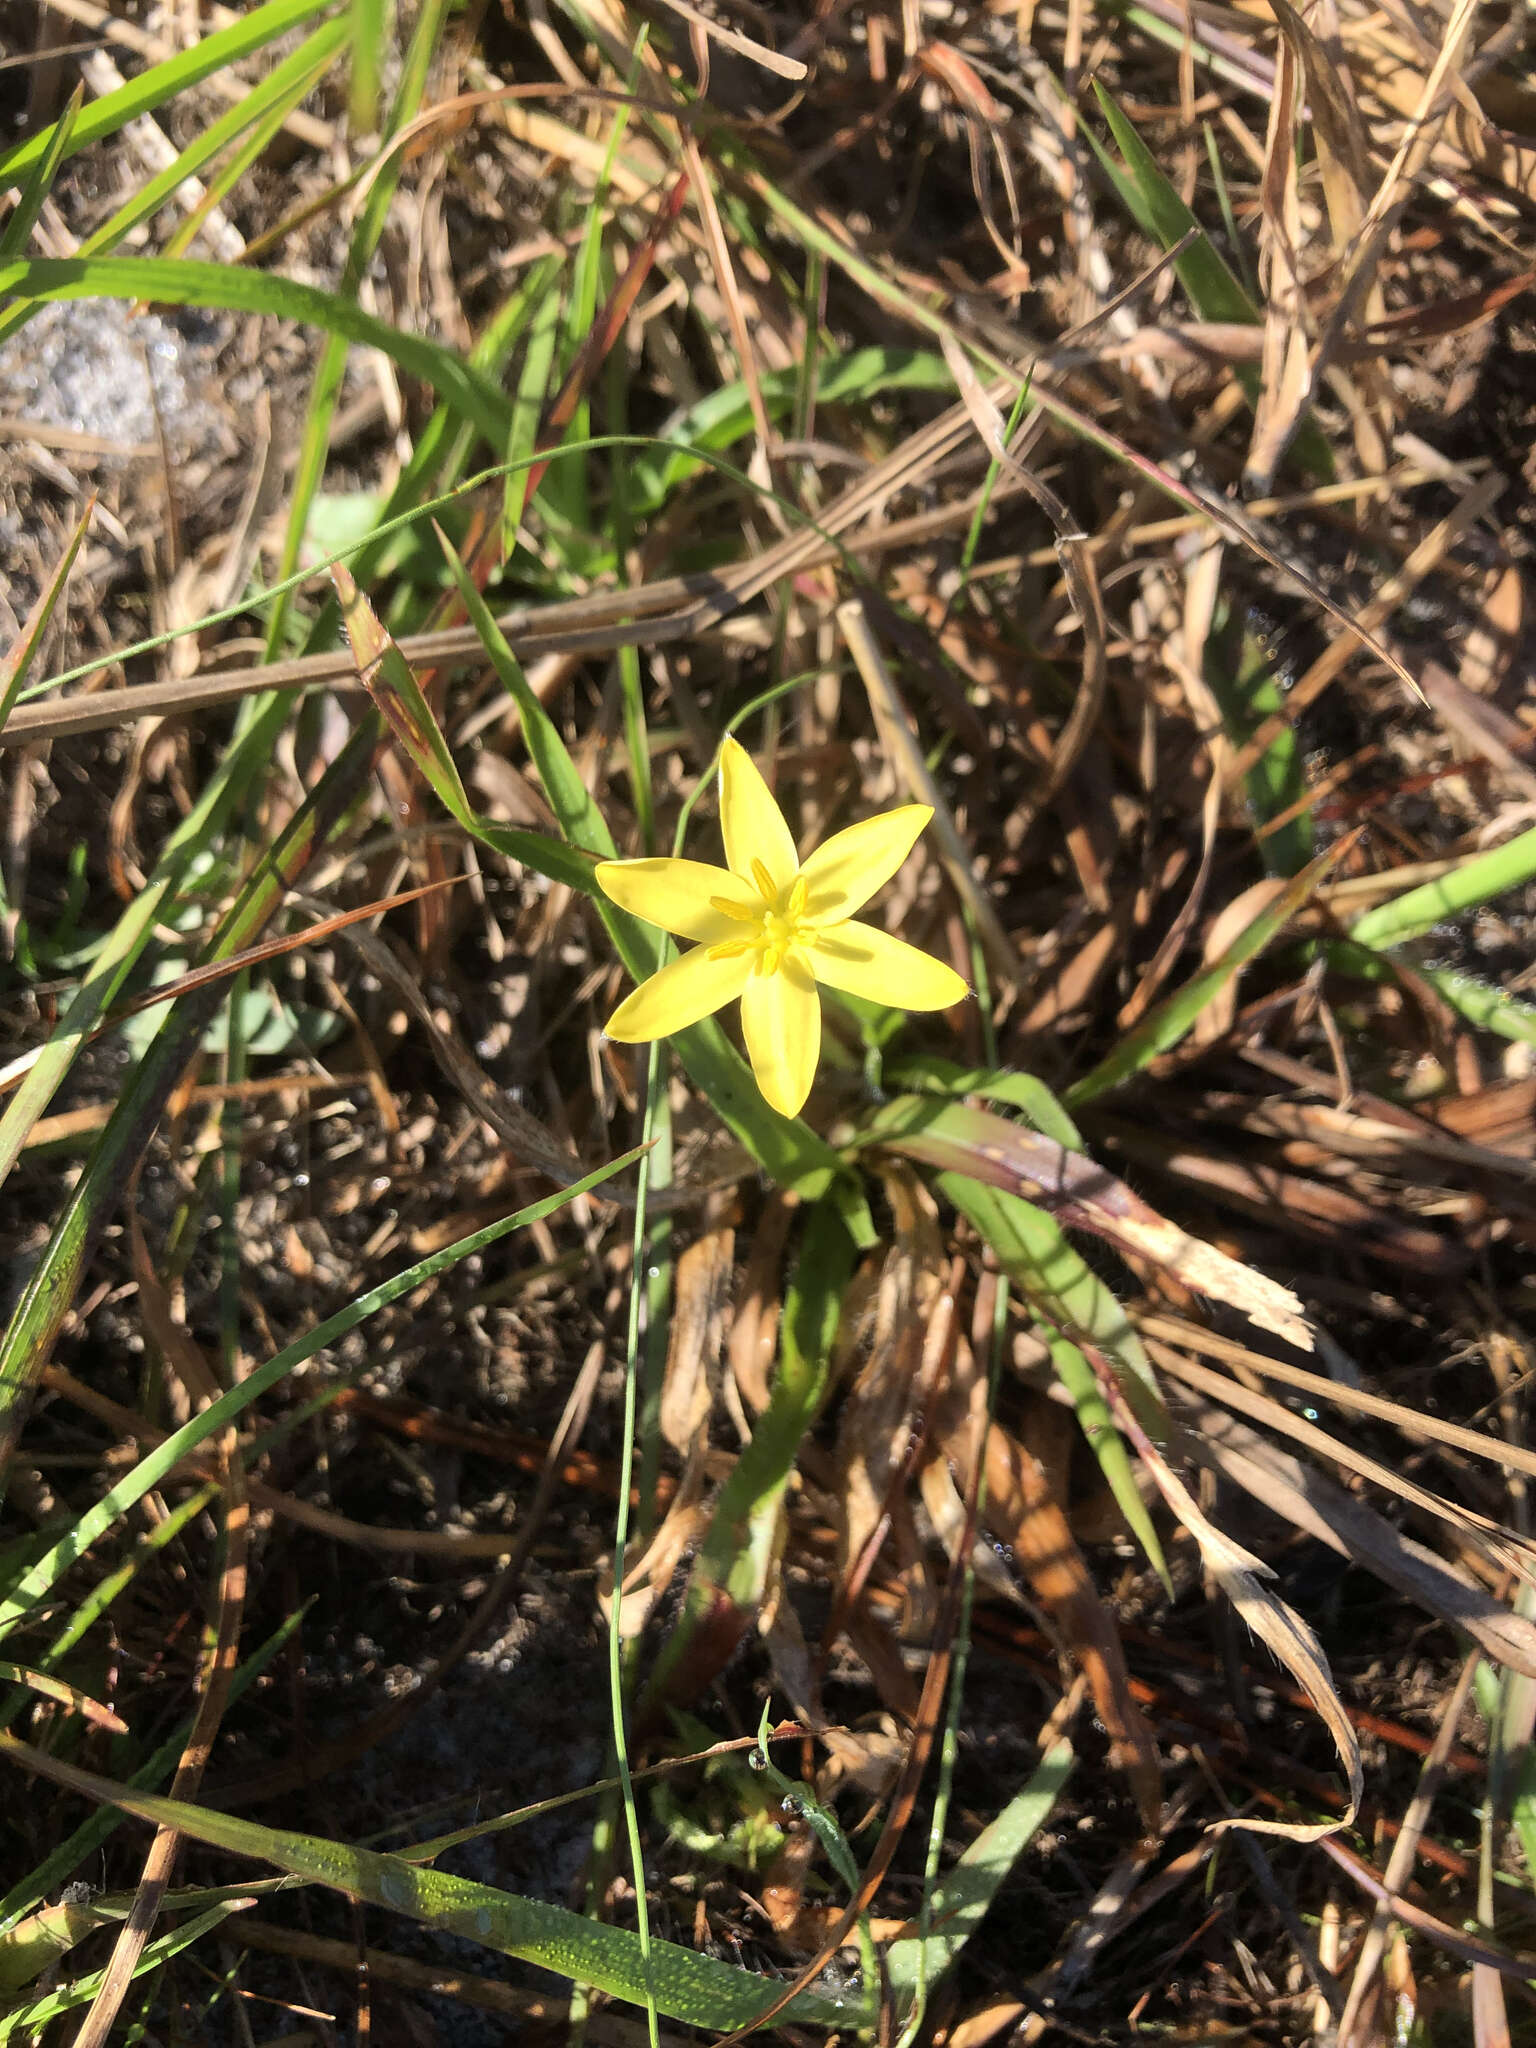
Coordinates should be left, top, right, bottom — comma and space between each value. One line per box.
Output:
596, 738, 968, 1117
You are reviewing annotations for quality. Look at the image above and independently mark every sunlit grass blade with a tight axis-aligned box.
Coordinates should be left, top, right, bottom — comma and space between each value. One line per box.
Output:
330, 565, 598, 891
0, 20, 350, 354
1089, 82, 1256, 325
0, 1609, 303, 1937
0, 1737, 859, 2030
884, 1053, 1086, 1150
432, 529, 616, 856
0, 259, 512, 449
349, 0, 387, 132
0, 84, 81, 260
503, 262, 565, 551
631, 347, 951, 510
0, 0, 338, 188
1066, 840, 1348, 1105
264, 0, 449, 655
0, 500, 91, 737
1347, 819, 1536, 950
0, 1902, 250, 2038
885, 1742, 1074, 2003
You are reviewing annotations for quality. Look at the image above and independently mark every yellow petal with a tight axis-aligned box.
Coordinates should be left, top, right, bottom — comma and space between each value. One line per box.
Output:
797, 805, 933, 922
739, 951, 820, 1117
596, 857, 756, 943
806, 920, 969, 1011
605, 944, 753, 1042
718, 736, 798, 897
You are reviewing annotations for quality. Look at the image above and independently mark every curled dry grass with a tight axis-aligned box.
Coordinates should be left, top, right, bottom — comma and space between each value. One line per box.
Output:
1, 0, 1536, 2039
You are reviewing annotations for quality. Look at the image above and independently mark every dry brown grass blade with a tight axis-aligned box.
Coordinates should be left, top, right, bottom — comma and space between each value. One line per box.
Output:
4, 417, 1030, 750
881, 1099, 1311, 1346
659, 1216, 735, 1456
1120, 537, 1225, 1030
1149, 1340, 1536, 1582
1244, 23, 1311, 495
830, 1166, 949, 1641
1327, 0, 1483, 340
1176, 1397, 1536, 1679
1089, 1348, 1362, 1840
1317, 1833, 1536, 1981
1137, 1313, 1536, 1486
1270, 0, 1370, 253
838, 593, 1022, 988
936, 333, 1109, 807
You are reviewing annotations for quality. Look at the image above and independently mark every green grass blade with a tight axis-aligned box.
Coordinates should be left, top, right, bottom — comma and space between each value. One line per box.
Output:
0, 1488, 215, 1738
331, 564, 602, 892
631, 348, 951, 510
0, 84, 81, 260
434, 532, 616, 857
1205, 616, 1313, 877
1090, 82, 1256, 326
0, 1610, 303, 1937
641, 1208, 855, 1712
0, 692, 292, 1197
0, 1738, 857, 2029
885, 1742, 1074, 2000
1089, 83, 1333, 479
1348, 820, 1536, 950
0, 715, 383, 1488
0, 500, 91, 736
0, 1903, 248, 2035
884, 1055, 1086, 1151
0, 0, 339, 188
264, 0, 450, 654
1066, 841, 1343, 1105
503, 262, 565, 550
0, 259, 511, 449
0, 21, 350, 355
349, 0, 387, 131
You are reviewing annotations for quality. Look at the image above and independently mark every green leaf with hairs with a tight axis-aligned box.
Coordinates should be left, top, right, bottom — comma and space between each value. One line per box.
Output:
0, 1738, 860, 2031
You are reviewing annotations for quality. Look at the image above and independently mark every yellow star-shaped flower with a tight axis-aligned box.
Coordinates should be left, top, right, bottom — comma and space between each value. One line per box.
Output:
596, 738, 969, 1117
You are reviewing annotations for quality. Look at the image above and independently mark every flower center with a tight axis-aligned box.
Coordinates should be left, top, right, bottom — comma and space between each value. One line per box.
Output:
706, 870, 811, 975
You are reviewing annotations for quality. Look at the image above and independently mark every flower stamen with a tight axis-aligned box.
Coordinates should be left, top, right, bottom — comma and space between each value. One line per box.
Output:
708, 895, 760, 922
749, 856, 778, 904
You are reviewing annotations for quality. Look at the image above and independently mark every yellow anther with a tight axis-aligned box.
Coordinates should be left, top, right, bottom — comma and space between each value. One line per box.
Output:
708, 894, 760, 923
749, 857, 778, 904
759, 943, 781, 976
706, 939, 751, 960
787, 875, 808, 918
